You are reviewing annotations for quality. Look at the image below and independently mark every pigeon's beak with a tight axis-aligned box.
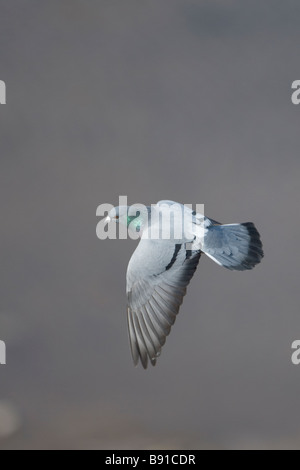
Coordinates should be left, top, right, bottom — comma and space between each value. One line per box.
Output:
106, 216, 111, 223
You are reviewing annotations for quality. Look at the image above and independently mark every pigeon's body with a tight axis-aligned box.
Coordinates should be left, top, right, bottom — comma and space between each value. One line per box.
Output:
107, 201, 264, 369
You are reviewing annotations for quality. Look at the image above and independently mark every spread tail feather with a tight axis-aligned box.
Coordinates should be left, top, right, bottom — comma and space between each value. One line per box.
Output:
203, 222, 264, 271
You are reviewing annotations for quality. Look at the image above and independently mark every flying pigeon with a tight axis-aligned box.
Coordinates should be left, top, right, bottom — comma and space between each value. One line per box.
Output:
106, 200, 264, 369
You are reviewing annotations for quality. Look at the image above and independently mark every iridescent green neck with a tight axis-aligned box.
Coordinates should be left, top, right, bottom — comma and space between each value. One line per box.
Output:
126, 207, 150, 232
127, 214, 143, 231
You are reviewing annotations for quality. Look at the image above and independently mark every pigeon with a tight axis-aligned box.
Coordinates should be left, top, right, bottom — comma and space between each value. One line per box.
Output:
106, 200, 264, 369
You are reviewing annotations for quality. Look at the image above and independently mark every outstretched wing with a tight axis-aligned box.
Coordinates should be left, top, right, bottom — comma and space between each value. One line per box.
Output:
126, 239, 201, 369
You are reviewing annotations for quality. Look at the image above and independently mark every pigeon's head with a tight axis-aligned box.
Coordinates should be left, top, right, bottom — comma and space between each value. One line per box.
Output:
107, 205, 149, 232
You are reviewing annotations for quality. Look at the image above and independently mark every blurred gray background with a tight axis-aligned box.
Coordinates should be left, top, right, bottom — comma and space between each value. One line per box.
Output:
0, 0, 299, 450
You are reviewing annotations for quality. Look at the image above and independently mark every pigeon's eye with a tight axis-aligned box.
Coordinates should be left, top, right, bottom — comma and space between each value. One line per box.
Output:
115, 215, 119, 220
